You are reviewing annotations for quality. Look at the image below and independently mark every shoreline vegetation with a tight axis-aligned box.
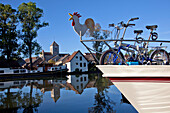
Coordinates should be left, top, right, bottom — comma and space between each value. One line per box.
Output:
0, 2, 49, 70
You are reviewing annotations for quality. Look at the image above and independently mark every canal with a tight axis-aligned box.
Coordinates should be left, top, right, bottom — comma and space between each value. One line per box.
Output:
0, 73, 137, 113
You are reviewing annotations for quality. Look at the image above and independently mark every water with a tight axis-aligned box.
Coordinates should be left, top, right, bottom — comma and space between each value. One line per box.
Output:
0, 74, 137, 113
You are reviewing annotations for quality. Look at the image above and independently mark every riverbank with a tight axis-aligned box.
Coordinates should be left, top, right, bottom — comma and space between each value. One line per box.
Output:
0, 69, 102, 82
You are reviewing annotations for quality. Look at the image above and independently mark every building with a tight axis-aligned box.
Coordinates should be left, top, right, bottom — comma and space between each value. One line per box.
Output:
55, 54, 70, 66
64, 50, 88, 72
84, 53, 97, 63
40, 41, 60, 62
24, 41, 69, 70
24, 42, 90, 72
24, 57, 43, 68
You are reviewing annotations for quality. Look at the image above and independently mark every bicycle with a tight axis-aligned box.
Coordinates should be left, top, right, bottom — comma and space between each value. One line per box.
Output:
99, 19, 169, 65
146, 25, 169, 65
99, 17, 139, 65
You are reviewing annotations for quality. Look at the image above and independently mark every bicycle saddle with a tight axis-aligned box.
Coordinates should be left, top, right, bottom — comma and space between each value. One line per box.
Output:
146, 25, 158, 30
134, 30, 143, 34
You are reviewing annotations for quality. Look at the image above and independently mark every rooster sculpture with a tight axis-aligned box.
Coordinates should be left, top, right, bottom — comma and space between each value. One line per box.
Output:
69, 12, 95, 37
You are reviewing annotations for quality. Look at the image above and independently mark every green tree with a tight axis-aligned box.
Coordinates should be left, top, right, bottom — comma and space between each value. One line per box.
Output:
86, 23, 110, 61
0, 3, 20, 61
18, 2, 48, 70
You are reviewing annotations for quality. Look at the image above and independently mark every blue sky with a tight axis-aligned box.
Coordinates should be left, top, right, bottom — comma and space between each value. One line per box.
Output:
1, 0, 170, 54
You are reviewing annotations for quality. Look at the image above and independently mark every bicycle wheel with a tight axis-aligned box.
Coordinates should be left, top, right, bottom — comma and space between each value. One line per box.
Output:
99, 49, 124, 65
150, 49, 169, 65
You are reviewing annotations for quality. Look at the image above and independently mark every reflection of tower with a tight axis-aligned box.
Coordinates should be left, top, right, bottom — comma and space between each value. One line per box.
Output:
51, 84, 60, 103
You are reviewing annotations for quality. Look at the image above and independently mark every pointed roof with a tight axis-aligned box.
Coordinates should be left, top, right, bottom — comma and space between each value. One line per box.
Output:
65, 51, 79, 62
50, 41, 59, 46
64, 50, 88, 63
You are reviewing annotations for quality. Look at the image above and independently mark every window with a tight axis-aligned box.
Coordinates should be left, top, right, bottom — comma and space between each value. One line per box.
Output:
14, 81, 19, 84
80, 77, 83, 82
76, 63, 78, 65
77, 86, 79, 89
0, 83, 4, 86
76, 56, 78, 59
80, 63, 82, 67
0, 70, 4, 73
76, 79, 79, 82
84, 77, 87, 81
81, 83, 83, 89
20, 70, 26, 73
14, 70, 19, 73
84, 63, 86, 67
75, 68, 79, 72
80, 56, 82, 61
21, 81, 26, 84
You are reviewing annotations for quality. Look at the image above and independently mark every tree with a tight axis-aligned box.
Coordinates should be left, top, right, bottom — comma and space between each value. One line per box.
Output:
86, 23, 110, 60
0, 3, 20, 61
18, 2, 48, 70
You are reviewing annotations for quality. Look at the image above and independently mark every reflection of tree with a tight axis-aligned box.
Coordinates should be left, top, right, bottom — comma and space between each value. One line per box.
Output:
0, 88, 22, 112
22, 82, 43, 113
89, 75, 115, 113
0, 82, 43, 113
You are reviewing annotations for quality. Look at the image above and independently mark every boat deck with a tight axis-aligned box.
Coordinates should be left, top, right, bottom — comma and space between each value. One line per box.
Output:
96, 65, 170, 77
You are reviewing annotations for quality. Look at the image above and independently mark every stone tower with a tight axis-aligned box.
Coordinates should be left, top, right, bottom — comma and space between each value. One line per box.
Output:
50, 41, 59, 56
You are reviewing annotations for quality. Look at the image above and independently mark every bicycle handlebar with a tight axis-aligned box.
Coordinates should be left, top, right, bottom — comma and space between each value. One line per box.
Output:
127, 24, 135, 27
122, 24, 135, 27
130, 17, 139, 21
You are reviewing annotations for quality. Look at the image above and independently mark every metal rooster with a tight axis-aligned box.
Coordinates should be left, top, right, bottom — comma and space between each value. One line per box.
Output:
69, 12, 95, 37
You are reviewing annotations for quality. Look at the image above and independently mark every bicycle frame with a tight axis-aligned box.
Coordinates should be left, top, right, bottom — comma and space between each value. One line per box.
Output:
79, 18, 170, 65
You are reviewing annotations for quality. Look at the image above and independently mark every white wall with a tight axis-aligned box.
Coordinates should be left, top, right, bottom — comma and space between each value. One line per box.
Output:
70, 52, 88, 72
0, 68, 28, 74
47, 65, 67, 71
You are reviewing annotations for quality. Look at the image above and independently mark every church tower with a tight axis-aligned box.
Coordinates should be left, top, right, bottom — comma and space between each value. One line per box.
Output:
50, 41, 59, 56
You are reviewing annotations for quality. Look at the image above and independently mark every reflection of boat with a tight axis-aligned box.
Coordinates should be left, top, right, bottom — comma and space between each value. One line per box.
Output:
108, 77, 170, 113
97, 65, 170, 77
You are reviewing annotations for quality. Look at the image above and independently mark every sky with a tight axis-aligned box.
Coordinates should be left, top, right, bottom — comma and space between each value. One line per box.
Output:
1, 0, 170, 54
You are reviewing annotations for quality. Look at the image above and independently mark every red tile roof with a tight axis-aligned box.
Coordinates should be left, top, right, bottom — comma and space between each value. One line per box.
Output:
65, 51, 79, 63
25, 57, 38, 63
64, 50, 88, 63
57, 54, 70, 62
84, 53, 96, 62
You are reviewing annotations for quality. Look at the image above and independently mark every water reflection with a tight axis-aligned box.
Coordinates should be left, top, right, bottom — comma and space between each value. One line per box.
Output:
66, 74, 89, 94
0, 74, 137, 113
89, 75, 116, 113
0, 80, 43, 113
